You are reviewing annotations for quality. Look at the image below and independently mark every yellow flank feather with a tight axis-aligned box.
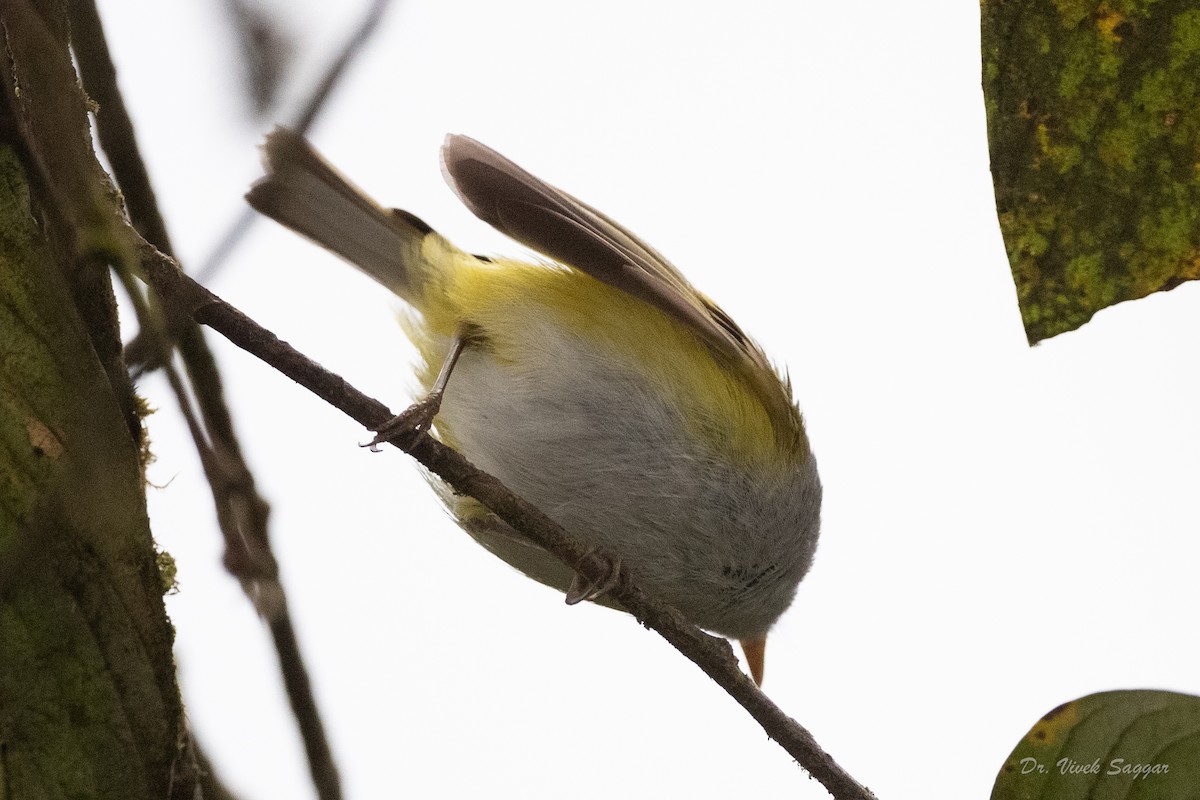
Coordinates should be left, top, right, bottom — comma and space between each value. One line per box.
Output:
402, 243, 784, 467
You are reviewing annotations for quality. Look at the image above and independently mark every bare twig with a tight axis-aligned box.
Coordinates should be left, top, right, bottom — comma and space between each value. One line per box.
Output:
220, 0, 294, 116
193, 0, 395, 285
189, 210, 258, 288
67, 0, 172, 252
289, 0, 392, 135
163, 354, 342, 798
269, 613, 342, 800
138, 239, 878, 800
118, 0, 395, 360
68, 4, 343, 798
160, 360, 281, 605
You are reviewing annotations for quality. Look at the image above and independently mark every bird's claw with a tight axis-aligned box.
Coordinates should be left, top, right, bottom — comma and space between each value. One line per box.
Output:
565, 550, 623, 605
362, 395, 441, 451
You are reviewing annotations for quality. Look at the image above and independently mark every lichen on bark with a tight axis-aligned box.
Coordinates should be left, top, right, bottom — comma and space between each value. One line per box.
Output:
0, 1, 191, 794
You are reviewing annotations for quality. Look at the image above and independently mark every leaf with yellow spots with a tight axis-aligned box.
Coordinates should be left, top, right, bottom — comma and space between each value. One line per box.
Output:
991, 690, 1200, 799
983, 1, 1200, 343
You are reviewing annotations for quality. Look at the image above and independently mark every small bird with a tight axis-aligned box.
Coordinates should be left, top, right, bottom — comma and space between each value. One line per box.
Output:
246, 129, 821, 686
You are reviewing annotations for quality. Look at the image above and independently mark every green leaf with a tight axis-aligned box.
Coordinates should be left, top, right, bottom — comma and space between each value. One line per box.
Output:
982, 0, 1200, 343
992, 690, 1200, 799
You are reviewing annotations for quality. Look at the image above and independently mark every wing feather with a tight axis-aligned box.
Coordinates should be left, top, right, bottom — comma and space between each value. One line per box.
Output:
440, 136, 801, 443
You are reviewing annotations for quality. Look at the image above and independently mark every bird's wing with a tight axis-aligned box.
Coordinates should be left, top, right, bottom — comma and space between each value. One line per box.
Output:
440, 135, 799, 437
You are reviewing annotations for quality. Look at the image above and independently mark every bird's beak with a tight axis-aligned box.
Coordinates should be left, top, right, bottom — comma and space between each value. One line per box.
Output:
740, 637, 766, 686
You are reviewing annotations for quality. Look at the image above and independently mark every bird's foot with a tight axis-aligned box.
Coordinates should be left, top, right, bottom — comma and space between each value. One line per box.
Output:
565, 550, 623, 605
362, 394, 442, 451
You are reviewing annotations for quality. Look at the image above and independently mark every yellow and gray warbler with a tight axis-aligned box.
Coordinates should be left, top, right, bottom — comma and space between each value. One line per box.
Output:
246, 130, 821, 685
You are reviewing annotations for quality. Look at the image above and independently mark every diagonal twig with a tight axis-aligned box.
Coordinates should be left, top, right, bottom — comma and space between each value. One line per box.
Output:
138, 238, 879, 800
193, 0, 394, 285
219, 0, 294, 116
164, 353, 343, 800
290, 0, 392, 135
68, 3, 345, 798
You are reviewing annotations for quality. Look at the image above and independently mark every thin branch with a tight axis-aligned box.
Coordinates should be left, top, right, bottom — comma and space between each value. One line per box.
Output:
193, 0, 395, 285
269, 613, 342, 800
67, 0, 173, 253
289, 0, 392, 135
68, 4, 344, 799
160, 359, 281, 602
138, 239, 878, 800
219, 0, 294, 116
120, 0, 396, 361
163, 359, 342, 799
189, 209, 257, 288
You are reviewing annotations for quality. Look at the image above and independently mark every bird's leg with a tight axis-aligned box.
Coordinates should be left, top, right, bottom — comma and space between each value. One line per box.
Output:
565, 549, 624, 605
364, 324, 474, 450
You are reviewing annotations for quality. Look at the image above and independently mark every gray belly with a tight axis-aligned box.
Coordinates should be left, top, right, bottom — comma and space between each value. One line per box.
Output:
432, 343, 820, 639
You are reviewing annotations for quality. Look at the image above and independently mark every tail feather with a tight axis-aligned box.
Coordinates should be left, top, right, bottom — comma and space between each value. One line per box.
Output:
246, 127, 435, 302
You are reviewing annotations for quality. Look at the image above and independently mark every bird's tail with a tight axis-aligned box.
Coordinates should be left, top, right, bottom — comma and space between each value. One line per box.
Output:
246, 127, 443, 305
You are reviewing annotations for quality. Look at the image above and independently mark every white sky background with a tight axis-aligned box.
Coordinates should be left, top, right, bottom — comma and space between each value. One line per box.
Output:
96, 1, 1200, 798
